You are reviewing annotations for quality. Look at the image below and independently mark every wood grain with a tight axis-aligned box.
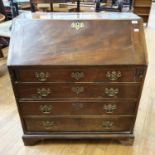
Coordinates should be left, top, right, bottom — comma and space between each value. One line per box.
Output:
0, 3, 155, 154
24, 116, 134, 132
7, 12, 147, 145
15, 66, 144, 82
7, 14, 147, 66
19, 100, 137, 115
15, 83, 141, 99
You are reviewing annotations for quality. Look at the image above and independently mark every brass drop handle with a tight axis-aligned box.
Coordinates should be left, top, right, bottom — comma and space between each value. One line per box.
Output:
35, 72, 48, 82
106, 71, 121, 81
104, 88, 119, 97
40, 105, 52, 114
102, 121, 113, 129
37, 88, 51, 97
103, 104, 117, 114
72, 86, 84, 95
72, 103, 84, 110
41, 120, 56, 129
71, 72, 84, 80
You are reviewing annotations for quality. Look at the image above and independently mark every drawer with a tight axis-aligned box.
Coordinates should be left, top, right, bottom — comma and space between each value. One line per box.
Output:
139, 15, 149, 23
15, 67, 144, 82
16, 83, 140, 100
20, 101, 136, 116
134, 0, 151, 6
134, 7, 150, 14
24, 116, 134, 132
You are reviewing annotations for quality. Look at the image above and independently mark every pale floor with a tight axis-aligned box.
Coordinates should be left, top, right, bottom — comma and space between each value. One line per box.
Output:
0, 4, 155, 155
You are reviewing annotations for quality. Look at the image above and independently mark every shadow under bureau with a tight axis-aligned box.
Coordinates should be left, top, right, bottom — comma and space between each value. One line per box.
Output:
7, 12, 148, 145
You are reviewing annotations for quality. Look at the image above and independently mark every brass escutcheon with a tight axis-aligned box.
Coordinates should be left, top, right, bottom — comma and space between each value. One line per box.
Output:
37, 88, 51, 97
35, 72, 48, 82
72, 103, 84, 110
106, 71, 121, 81
71, 72, 84, 80
102, 121, 113, 129
72, 86, 84, 95
41, 120, 55, 129
103, 104, 117, 113
71, 21, 84, 30
105, 88, 119, 97
40, 105, 52, 114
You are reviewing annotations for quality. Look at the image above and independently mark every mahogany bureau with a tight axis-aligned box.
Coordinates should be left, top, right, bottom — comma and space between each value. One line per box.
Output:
7, 12, 148, 145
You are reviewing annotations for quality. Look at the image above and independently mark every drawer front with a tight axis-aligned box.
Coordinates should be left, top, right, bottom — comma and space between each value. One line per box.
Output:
139, 15, 149, 23
16, 83, 140, 100
134, 0, 151, 6
24, 117, 134, 132
20, 101, 136, 116
134, 7, 150, 14
15, 67, 143, 82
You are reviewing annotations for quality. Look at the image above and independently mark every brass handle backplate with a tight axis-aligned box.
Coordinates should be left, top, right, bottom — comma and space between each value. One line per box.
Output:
105, 88, 119, 97
103, 104, 117, 114
40, 105, 52, 114
35, 72, 48, 81
106, 71, 121, 81
72, 103, 84, 110
37, 88, 51, 97
72, 86, 84, 95
102, 121, 113, 129
71, 72, 84, 80
41, 120, 56, 129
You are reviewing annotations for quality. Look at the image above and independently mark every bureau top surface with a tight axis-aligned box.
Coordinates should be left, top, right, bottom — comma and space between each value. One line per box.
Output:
8, 12, 148, 66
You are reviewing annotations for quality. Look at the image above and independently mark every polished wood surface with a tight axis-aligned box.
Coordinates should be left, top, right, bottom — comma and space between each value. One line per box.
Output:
133, 0, 152, 23
15, 66, 144, 82
20, 100, 137, 115
16, 83, 140, 99
24, 116, 134, 132
7, 12, 148, 145
0, 3, 155, 153
8, 12, 147, 66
